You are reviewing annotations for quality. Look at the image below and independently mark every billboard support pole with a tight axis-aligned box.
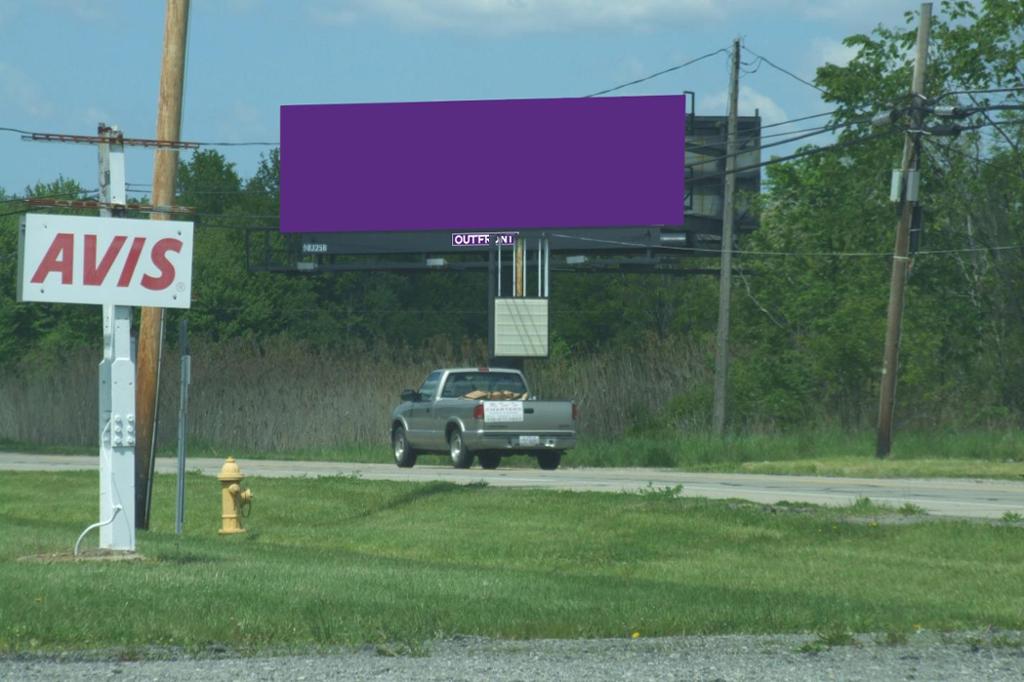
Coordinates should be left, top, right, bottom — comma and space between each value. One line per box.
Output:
712, 38, 740, 437
96, 125, 136, 552
488, 246, 496, 362
544, 237, 550, 298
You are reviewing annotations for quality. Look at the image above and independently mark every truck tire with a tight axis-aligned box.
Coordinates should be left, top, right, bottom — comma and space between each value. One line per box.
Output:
478, 453, 500, 470
393, 425, 417, 468
448, 429, 473, 469
537, 451, 562, 471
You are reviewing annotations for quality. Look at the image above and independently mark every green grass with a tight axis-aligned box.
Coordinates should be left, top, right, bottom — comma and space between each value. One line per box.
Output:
1, 471, 1023, 655
575, 429, 1024, 476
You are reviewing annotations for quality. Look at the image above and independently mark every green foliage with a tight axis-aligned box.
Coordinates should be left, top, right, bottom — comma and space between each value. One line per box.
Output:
2, 2, 1024, 437
0, 179, 98, 368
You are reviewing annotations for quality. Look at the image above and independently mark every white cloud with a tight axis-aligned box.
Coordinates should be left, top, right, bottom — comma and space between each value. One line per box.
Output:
39, 0, 111, 21
308, 5, 358, 26
82, 106, 113, 127
793, 0, 907, 23
812, 37, 861, 67
0, 62, 54, 119
308, 0, 728, 32
702, 85, 787, 123
306, 0, 920, 32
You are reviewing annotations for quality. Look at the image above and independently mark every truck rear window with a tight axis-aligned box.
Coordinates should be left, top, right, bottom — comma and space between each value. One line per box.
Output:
440, 372, 527, 399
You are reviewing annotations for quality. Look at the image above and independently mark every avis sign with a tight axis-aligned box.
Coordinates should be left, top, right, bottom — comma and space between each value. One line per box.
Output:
18, 214, 193, 309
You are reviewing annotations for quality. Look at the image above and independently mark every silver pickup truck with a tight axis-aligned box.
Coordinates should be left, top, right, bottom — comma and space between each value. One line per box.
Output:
390, 367, 577, 470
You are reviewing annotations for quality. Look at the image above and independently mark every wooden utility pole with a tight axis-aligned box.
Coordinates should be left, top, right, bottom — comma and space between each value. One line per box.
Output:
876, 2, 932, 458
712, 38, 740, 437
136, 0, 190, 529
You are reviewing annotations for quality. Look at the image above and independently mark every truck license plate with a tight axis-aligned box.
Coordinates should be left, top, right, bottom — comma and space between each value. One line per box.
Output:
519, 435, 540, 447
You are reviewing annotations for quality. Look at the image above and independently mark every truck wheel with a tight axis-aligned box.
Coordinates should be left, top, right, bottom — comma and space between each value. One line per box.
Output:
448, 429, 473, 469
478, 453, 500, 470
393, 426, 417, 468
537, 451, 562, 471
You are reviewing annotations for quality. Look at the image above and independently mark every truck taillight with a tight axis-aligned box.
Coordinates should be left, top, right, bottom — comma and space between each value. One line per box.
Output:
572, 403, 579, 420
473, 404, 485, 420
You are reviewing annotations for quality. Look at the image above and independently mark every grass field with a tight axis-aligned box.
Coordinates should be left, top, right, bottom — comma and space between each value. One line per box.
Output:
1, 470, 1022, 655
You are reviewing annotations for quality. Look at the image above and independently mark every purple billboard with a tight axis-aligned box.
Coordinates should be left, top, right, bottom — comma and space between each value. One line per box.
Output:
280, 95, 685, 234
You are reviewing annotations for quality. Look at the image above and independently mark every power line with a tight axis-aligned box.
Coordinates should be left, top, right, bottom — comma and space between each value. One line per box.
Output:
0, 124, 279, 149
549, 230, 1024, 259
741, 45, 825, 94
583, 48, 729, 98
0, 126, 37, 136
689, 128, 900, 183
686, 116, 878, 169
190, 140, 277, 147
937, 86, 1024, 99
0, 189, 98, 205
761, 110, 836, 129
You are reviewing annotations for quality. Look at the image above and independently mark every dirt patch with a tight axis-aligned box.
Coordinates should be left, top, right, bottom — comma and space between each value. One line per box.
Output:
17, 549, 147, 563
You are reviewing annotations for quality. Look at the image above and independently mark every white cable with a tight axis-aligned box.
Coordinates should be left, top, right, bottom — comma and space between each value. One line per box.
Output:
73, 505, 123, 556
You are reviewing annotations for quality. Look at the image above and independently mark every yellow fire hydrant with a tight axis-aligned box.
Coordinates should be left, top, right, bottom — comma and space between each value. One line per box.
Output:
217, 456, 253, 534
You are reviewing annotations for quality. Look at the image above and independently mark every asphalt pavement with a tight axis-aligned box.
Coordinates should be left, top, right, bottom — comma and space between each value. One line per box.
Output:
2, 451, 1022, 519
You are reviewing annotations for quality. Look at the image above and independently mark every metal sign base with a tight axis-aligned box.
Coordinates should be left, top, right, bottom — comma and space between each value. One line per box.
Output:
98, 304, 136, 551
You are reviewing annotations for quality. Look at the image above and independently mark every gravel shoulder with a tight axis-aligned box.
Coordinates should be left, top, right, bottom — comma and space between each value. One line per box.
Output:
3, 631, 1023, 681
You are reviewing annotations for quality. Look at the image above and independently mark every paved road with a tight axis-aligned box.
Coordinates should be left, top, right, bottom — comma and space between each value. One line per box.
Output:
2, 452, 1022, 519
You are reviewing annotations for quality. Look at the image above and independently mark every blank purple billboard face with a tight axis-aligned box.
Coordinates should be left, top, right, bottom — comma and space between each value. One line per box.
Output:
280, 95, 685, 233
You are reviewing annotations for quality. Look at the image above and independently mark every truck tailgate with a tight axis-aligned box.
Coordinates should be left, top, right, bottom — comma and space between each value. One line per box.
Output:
482, 400, 574, 431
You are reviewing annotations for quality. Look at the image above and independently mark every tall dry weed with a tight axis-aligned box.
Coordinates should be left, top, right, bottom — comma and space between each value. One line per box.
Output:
0, 334, 709, 451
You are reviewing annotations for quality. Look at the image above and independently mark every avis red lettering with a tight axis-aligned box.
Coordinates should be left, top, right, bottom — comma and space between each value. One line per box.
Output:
31, 233, 183, 290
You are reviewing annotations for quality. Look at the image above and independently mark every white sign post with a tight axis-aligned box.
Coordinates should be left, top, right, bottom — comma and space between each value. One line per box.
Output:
17, 126, 193, 553
98, 129, 134, 552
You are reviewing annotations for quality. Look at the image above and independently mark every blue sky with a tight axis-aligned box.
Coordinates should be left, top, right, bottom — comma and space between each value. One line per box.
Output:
0, 0, 921, 197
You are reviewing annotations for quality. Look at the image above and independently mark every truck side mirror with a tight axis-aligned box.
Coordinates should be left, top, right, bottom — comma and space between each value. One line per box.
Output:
400, 389, 419, 403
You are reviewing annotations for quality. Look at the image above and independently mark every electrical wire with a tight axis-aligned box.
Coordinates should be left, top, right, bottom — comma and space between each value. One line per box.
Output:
741, 45, 825, 94
964, 94, 1021, 154
549, 230, 1023, 259
937, 87, 1024, 99
685, 116, 879, 169
688, 128, 900, 184
0, 189, 99, 205
761, 110, 837, 129
957, 118, 1024, 134
583, 48, 729, 98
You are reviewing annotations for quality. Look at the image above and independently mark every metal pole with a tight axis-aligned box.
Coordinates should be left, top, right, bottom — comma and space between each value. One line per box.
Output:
487, 247, 496, 362
876, 2, 931, 458
537, 238, 542, 297
137, 0, 190, 529
712, 38, 740, 437
97, 126, 136, 551
544, 237, 550, 298
175, 318, 190, 535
